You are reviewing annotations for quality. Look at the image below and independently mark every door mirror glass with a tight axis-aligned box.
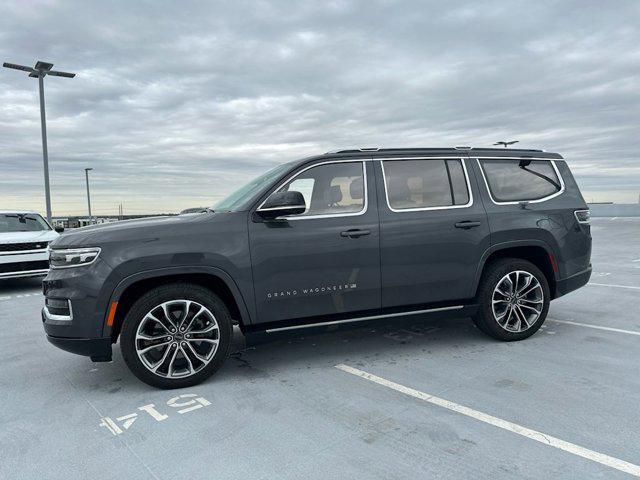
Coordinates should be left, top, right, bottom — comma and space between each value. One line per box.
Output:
258, 191, 306, 218
54, 225, 65, 233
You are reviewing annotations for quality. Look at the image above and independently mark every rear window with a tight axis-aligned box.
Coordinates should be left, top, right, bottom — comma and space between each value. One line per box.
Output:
382, 159, 470, 210
0, 213, 51, 232
479, 159, 562, 202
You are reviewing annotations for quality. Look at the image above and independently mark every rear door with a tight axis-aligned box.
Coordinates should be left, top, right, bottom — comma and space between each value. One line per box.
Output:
376, 155, 490, 308
249, 159, 381, 325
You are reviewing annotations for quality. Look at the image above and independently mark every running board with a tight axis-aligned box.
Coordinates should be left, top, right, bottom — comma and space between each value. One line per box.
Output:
265, 305, 464, 333
245, 304, 476, 345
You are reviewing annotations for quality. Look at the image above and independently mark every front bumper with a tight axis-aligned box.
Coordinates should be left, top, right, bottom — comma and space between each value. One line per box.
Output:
555, 265, 592, 298
45, 333, 112, 362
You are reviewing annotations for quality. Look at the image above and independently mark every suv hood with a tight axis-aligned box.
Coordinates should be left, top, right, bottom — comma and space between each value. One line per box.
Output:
0, 230, 59, 244
51, 213, 212, 248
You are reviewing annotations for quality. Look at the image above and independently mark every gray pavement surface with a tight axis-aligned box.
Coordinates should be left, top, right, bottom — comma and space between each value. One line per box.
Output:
1, 218, 639, 479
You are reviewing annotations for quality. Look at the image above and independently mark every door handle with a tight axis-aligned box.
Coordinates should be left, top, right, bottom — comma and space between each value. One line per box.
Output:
340, 229, 371, 238
454, 221, 481, 229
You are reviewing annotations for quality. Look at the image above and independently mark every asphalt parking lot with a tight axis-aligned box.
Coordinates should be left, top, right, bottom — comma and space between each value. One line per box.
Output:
1, 218, 639, 480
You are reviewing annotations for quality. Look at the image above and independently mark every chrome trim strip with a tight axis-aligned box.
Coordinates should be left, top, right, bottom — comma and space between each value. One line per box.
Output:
258, 205, 307, 212
256, 159, 369, 221
0, 268, 49, 279
0, 248, 48, 256
475, 158, 565, 205
43, 300, 73, 322
265, 305, 464, 333
379, 157, 474, 212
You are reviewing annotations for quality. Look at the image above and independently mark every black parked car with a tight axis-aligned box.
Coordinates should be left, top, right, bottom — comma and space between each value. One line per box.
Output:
43, 147, 592, 388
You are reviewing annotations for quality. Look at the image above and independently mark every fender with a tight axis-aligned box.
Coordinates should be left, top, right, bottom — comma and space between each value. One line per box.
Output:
471, 239, 558, 297
101, 265, 253, 337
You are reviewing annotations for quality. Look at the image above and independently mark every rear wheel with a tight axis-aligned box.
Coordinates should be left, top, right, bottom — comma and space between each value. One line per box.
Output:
473, 258, 550, 341
120, 283, 232, 389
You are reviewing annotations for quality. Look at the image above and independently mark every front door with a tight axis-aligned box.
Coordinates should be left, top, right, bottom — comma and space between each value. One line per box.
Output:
376, 156, 490, 308
249, 160, 381, 325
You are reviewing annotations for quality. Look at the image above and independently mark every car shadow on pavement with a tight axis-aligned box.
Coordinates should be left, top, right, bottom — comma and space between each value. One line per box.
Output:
0, 277, 43, 293
66, 315, 519, 393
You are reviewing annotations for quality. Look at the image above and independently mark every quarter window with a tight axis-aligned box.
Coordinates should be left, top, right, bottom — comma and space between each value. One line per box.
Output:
480, 159, 561, 202
277, 162, 365, 217
382, 159, 470, 210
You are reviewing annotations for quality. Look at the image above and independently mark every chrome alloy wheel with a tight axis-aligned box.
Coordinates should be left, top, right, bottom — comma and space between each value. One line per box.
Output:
491, 270, 544, 333
135, 300, 219, 378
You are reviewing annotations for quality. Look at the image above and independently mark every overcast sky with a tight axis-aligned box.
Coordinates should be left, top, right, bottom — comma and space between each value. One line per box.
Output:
1, 0, 638, 216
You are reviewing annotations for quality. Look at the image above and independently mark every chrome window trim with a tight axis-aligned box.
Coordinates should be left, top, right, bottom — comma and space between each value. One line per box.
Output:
379, 157, 474, 213
258, 205, 307, 212
256, 159, 369, 220
474, 157, 565, 205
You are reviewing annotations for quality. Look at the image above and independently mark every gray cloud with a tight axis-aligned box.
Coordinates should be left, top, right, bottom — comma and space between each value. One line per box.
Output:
1, 0, 639, 215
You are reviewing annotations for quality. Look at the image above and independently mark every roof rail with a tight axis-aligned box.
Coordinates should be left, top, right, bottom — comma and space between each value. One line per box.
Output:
326, 147, 545, 154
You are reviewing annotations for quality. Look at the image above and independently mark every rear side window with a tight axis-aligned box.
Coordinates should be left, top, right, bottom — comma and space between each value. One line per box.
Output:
382, 159, 470, 210
480, 159, 562, 202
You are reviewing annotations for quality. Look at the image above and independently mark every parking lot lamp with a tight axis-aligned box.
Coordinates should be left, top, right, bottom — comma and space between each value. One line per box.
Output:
84, 168, 93, 224
2, 60, 76, 223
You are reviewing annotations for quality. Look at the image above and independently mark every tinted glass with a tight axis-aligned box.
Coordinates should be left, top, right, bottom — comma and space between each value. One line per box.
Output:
446, 159, 470, 205
480, 160, 561, 202
383, 159, 470, 210
278, 162, 365, 216
0, 213, 50, 232
213, 162, 293, 212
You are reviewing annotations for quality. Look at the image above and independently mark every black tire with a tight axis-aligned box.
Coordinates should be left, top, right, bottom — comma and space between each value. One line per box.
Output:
472, 258, 550, 341
120, 283, 233, 389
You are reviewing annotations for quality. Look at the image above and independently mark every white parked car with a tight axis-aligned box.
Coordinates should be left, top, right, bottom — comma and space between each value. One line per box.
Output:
0, 210, 60, 280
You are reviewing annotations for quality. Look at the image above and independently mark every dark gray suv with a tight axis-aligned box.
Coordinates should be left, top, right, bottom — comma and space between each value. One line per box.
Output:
42, 147, 592, 388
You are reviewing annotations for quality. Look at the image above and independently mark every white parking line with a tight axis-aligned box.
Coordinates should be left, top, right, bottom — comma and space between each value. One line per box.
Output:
550, 319, 640, 337
588, 282, 640, 291
335, 364, 640, 478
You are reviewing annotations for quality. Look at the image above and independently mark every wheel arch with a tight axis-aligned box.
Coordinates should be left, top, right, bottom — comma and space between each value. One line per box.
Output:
103, 266, 252, 341
473, 241, 558, 299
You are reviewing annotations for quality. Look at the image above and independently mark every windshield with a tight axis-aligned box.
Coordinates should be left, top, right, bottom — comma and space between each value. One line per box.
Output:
0, 213, 51, 232
213, 162, 293, 212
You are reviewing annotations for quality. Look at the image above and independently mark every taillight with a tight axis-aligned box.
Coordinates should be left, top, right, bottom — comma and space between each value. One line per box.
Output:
574, 210, 590, 224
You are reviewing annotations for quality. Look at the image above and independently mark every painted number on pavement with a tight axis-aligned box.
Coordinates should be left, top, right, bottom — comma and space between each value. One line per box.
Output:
99, 393, 211, 436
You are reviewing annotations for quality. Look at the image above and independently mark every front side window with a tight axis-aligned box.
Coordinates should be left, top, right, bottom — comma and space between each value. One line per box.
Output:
479, 159, 561, 202
276, 162, 365, 217
0, 213, 50, 232
382, 159, 470, 210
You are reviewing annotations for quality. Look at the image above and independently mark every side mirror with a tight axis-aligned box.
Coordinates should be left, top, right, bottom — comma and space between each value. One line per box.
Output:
258, 191, 306, 218
54, 225, 65, 233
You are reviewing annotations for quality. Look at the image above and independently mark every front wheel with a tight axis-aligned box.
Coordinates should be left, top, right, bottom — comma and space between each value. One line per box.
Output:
473, 258, 550, 341
120, 283, 232, 389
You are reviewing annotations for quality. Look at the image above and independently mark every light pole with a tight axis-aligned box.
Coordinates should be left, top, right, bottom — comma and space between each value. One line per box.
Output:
84, 168, 93, 224
3, 60, 76, 223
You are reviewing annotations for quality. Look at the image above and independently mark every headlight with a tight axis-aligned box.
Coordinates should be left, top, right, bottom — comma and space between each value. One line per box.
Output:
49, 247, 101, 269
